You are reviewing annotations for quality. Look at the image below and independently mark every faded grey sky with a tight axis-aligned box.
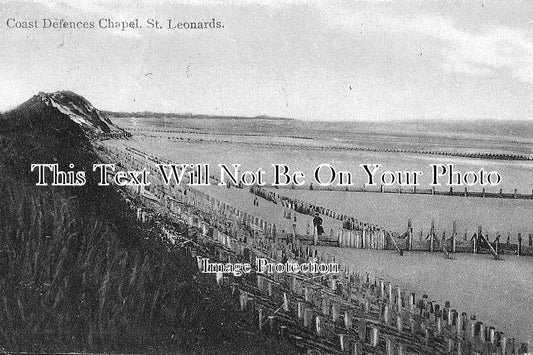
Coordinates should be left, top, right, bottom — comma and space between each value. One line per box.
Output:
0, 0, 532, 120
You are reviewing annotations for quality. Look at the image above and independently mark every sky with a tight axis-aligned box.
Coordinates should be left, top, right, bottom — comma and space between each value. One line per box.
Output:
0, 0, 532, 121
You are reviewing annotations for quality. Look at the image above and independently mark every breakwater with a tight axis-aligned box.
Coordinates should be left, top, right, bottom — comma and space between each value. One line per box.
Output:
97, 142, 530, 354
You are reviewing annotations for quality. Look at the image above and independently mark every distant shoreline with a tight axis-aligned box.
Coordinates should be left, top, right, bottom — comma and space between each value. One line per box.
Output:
103, 111, 293, 121
102, 110, 533, 124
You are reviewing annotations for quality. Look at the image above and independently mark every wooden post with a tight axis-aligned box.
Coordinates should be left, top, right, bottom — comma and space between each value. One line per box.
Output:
396, 315, 403, 332
452, 221, 457, 253
446, 306, 453, 326
344, 311, 353, 329
291, 223, 296, 244
501, 334, 507, 354
364, 298, 370, 313
321, 298, 329, 316
370, 326, 379, 347
398, 343, 406, 355
476, 321, 484, 340
467, 316, 476, 340
396, 286, 402, 311
408, 218, 413, 251
268, 315, 275, 334
383, 304, 390, 324
305, 309, 314, 328
457, 340, 463, 355
518, 233, 522, 256
489, 327, 496, 345
330, 277, 337, 292
332, 303, 340, 322
409, 317, 416, 334
257, 275, 263, 290
339, 333, 346, 351
258, 308, 264, 331
358, 321, 367, 342
386, 337, 394, 355
240, 291, 248, 311
429, 220, 435, 252
352, 342, 363, 355
446, 338, 454, 353
456, 312, 463, 335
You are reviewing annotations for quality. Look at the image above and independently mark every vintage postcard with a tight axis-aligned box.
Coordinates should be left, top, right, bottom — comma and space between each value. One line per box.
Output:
0, 1, 532, 354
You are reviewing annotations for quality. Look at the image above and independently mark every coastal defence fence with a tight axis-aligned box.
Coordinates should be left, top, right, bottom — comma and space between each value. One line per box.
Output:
143, 176, 525, 354
120, 126, 533, 162
98, 143, 530, 354
335, 228, 533, 258
101, 143, 533, 259
95, 131, 132, 140
266, 184, 533, 200
251, 186, 533, 259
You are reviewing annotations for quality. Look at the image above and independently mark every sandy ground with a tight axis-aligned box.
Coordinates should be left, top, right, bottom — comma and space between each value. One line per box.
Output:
280, 189, 533, 238
200, 184, 343, 235
116, 135, 533, 196
196, 181, 533, 344
114, 130, 533, 193
104, 135, 533, 345
107, 137, 533, 238
317, 247, 533, 344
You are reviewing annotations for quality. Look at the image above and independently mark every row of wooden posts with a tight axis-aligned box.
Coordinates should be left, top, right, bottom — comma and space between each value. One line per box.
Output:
267, 186, 533, 260
105, 142, 533, 262
100, 143, 530, 354
109, 145, 533, 261
121, 126, 533, 162
155, 184, 529, 355
270, 183, 533, 200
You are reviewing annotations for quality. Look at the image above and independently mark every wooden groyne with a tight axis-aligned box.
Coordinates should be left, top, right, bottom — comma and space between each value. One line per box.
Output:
137, 181, 527, 354
98, 143, 530, 354
122, 126, 533, 161
251, 185, 533, 259
96, 131, 132, 140
263, 184, 533, 200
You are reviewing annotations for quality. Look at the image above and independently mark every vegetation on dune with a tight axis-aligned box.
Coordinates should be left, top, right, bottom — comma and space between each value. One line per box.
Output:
0, 98, 297, 353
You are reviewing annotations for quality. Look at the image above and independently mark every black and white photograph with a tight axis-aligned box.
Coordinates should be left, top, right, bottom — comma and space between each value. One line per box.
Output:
0, 1, 532, 354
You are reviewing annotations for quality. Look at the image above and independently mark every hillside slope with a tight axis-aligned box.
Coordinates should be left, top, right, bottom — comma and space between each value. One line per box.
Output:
0, 93, 297, 354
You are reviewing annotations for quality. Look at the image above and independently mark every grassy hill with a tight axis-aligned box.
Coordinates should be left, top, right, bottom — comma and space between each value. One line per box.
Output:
0, 94, 297, 354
